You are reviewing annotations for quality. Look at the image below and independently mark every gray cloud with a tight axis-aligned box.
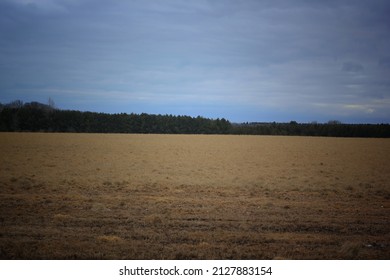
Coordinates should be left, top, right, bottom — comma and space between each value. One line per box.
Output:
378, 57, 390, 69
342, 62, 364, 73
1, 0, 390, 123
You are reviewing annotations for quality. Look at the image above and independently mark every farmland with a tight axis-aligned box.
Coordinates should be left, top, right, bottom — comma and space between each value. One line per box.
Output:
0, 133, 389, 259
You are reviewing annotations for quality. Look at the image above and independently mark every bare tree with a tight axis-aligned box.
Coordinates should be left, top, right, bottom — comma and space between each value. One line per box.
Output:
48, 97, 56, 109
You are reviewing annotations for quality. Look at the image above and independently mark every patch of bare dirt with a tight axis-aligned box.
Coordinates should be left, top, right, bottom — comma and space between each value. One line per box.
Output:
0, 133, 389, 259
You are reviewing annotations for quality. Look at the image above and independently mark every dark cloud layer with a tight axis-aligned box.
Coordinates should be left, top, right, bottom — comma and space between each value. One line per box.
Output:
342, 62, 364, 73
1, 0, 389, 123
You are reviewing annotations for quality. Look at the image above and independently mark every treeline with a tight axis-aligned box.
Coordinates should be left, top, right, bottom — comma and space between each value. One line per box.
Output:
0, 100, 231, 134
231, 121, 390, 138
1, 100, 389, 137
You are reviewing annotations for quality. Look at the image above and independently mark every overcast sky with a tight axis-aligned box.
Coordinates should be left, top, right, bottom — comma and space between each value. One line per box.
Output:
1, 0, 390, 123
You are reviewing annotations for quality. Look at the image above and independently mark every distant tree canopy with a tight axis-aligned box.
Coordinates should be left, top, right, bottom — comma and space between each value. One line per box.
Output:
0, 101, 231, 134
0, 100, 389, 137
230, 121, 390, 138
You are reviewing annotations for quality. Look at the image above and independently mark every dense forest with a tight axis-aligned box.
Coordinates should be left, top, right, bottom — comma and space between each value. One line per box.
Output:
0, 100, 231, 134
1, 100, 389, 137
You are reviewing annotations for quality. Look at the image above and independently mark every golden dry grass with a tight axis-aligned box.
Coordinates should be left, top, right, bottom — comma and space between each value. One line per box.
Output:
0, 133, 389, 259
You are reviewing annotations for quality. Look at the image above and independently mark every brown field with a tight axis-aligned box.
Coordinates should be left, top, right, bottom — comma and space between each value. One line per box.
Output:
0, 133, 389, 259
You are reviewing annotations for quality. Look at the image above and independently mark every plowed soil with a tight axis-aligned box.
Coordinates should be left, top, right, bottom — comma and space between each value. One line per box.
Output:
0, 133, 389, 259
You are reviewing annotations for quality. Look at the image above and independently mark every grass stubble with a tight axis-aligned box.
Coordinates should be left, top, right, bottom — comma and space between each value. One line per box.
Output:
0, 133, 389, 259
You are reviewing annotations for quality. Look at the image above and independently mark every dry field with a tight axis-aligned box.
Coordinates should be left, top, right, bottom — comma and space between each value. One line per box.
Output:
0, 133, 389, 259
